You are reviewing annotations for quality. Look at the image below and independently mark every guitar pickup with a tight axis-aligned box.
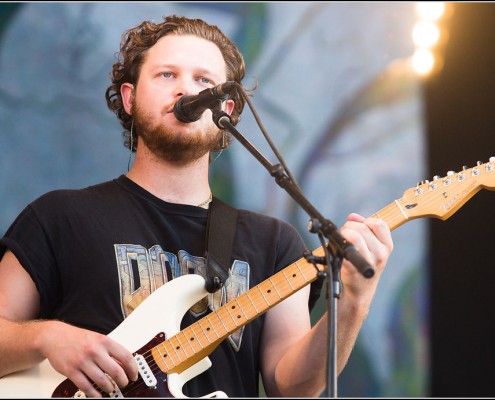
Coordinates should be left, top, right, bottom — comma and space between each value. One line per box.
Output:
135, 353, 158, 388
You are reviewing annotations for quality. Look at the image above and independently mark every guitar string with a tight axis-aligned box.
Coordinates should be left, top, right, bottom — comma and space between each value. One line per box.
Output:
84, 165, 494, 395
101, 165, 485, 392
88, 287, 281, 395
135, 165, 493, 368
89, 245, 401, 395
104, 270, 310, 395
87, 185, 445, 395
102, 194, 475, 395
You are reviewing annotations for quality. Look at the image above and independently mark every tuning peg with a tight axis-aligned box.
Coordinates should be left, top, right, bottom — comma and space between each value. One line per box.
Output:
490, 156, 495, 162
433, 175, 441, 180
429, 181, 438, 190
414, 183, 424, 195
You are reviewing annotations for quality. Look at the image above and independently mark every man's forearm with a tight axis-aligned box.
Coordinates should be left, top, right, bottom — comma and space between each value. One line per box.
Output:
0, 318, 48, 377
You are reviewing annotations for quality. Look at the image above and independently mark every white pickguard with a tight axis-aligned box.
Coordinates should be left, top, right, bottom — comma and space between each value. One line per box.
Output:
0, 275, 227, 398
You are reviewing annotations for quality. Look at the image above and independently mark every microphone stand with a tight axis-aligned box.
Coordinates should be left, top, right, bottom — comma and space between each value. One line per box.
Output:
210, 107, 374, 398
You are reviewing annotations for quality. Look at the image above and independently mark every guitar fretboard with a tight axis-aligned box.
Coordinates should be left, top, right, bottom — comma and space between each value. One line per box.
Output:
151, 248, 326, 374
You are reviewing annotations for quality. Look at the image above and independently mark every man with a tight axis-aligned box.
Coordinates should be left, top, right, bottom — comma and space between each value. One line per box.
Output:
0, 15, 393, 398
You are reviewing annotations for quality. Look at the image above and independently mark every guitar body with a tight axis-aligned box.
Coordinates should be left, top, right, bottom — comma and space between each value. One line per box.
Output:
0, 275, 227, 398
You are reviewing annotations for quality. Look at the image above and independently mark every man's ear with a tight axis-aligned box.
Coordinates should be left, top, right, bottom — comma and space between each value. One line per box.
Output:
121, 83, 134, 115
225, 99, 235, 116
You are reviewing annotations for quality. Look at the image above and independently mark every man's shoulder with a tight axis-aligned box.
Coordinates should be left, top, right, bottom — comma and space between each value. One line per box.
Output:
237, 207, 294, 228
233, 207, 303, 245
30, 176, 122, 210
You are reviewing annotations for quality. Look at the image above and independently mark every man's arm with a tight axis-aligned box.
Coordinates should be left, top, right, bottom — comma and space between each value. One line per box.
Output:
0, 250, 138, 397
260, 214, 393, 397
0, 250, 45, 376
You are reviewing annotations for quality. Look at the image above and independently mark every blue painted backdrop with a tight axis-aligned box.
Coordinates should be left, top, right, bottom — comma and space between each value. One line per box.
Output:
0, 2, 428, 396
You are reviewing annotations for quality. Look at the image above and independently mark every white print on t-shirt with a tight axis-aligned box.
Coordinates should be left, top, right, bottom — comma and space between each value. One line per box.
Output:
114, 244, 249, 351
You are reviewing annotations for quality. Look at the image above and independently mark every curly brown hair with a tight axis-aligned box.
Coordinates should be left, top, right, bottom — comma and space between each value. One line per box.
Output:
105, 15, 247, 152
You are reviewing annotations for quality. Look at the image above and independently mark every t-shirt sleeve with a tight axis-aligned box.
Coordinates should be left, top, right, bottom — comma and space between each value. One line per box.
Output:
0, 201, 61, 317
274, 219, 324, 311
273, 219, 308, 273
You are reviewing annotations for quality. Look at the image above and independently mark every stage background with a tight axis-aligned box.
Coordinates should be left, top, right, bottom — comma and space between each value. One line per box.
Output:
426, 2, 495, 397
10, 1, 495, 396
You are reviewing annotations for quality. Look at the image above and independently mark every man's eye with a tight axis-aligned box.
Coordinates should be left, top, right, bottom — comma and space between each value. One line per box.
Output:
200, 77, 212, 84
162, 72, 173, 78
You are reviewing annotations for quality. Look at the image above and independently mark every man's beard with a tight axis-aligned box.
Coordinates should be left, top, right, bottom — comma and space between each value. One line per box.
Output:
132, 101, 223, 166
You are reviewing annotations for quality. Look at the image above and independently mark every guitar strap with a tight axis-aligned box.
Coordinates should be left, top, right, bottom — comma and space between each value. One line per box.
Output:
204, 196, 238, 293
204, 196, 323, 310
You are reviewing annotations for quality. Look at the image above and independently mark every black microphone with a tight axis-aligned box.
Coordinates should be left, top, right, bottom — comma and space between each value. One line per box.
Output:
173, 81, 237, 123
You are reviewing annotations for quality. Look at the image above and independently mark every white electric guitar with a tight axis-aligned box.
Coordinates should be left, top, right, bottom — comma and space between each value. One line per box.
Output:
1, 158, 494, 398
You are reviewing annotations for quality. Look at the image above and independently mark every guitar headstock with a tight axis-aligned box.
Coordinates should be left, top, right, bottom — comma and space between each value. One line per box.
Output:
398, 157, 495, 221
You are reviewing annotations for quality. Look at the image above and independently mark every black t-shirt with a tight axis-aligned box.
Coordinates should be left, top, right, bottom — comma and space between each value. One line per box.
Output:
0, 175, 308, 397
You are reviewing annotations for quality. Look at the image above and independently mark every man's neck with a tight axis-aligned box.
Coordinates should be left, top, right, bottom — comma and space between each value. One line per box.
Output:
126, 148, 211, 207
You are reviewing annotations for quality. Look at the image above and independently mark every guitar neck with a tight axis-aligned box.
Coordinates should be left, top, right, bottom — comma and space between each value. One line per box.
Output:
371, 200, 410, 231
151, 247, 324, 374
151, 200, 405, 375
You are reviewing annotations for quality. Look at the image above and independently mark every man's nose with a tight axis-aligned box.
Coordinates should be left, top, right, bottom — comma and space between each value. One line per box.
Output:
174, 78, 197, 98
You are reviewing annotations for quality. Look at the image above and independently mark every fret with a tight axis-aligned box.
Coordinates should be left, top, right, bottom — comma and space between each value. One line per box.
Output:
225, 301, 245, 326
287, 265, 308, 288
168, 346, 180, 366
281, 269, 296, 291
245, 292, 259, 313
258, 280, 279, 304
192, 320, 211, 345
256, 285, 270, 306
212, 309, 230, 333
225, 306, 240, 327
188, 324, 205, 349
174, 332, 189, 358
233, 297, 250, 320
159, 342, 176, 367
215, 306, 238, 330
175, 333, 190, 358
180, 329, 196, 355
268, 277, 283, 298
294, 260, 311, 282
155, 345, 169, 370
168, 336, 184, 362
205, 314, 221, 339
371, 202, 403, 230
